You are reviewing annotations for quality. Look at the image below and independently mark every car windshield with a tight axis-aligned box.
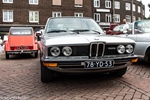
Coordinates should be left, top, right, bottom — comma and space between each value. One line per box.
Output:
134, 20, 150, 33
11, 29, 32, 35
45, 17, 104, 34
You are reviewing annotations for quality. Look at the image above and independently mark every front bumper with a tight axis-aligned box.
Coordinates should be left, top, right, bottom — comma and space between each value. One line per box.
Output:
41, 55, 138, 73
6, 50, 38, 54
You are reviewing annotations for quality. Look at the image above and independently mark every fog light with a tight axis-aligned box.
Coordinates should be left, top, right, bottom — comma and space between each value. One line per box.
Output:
43, 62, 58, 67
131, 58, 138, 63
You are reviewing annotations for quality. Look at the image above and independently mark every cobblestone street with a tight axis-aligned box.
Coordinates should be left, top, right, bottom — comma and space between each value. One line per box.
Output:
0, 53, 150, 100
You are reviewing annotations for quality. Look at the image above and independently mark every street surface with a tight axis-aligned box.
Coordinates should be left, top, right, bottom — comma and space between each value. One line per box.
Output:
0, 53, 150, 100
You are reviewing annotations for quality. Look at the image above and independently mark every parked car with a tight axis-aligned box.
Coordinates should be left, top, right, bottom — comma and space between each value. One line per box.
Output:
106, 23, 132, 35
116, 20, 150, 63
36, 16, 138, 82
4, 27, 39, 59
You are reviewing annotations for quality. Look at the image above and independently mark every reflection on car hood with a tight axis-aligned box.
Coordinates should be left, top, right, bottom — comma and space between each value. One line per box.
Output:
43, 34, 135, 45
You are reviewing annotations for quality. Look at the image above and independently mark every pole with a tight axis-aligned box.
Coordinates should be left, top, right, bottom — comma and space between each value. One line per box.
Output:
131, 0, 133, 22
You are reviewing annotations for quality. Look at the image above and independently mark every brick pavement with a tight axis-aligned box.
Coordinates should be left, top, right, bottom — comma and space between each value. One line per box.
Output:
0, 53, 150, 100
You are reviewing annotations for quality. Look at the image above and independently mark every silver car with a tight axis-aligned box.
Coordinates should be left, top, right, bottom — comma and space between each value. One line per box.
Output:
117, 20, 150, 63
37, 17, 137, 82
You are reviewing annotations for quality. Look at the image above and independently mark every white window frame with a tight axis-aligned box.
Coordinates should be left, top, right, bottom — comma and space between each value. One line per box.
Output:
29, 11, 39, 23
3, 10, 13, 22
74, 13, 83, 17
105, 0, 111, 8
138, 6, 141, 13
29, 0, 38, 5
52, 12, 62, 17
94, 13, 100, 22
125, 3, 131, 10
105, 14, 112, 22
132, 16, 136, 22
115, 1, 120, 9
126, 15, 131, 23
133, 4, 136, 11
94, 0, 100, 7
3, 0, 13, 3
138, 17, 141, 21
74, 0, 83, 7
113, 14, 120, 23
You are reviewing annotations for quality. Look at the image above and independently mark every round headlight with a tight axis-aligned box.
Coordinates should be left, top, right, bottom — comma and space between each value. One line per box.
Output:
126, 45, 134, 54
62, 46, 72, 56
50, 47, 60, 57
117, 45, 125, 54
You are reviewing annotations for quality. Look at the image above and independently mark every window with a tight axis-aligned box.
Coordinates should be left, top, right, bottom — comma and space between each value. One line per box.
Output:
52, 12, 61, 17
132, 16, 136, 22
138, 17, 141, 21
94, 0, 100, 7
94, 13, 100, 22
74, 0, 83, 7
105, 14, 111, 22
115, 1, 120, 9
3, 10, 13, 22
3, 0, 13, 3
133, 4, 135, 11
138, 6, 141, 13
125, 3, 130, 10
74, 13, 83, 17
52, 0, 61, 5
29, 0, 38, 5
29, 11, 39, 23
126, 15, 131, 23
113, 14, 120, 23
105, 0, 111, 8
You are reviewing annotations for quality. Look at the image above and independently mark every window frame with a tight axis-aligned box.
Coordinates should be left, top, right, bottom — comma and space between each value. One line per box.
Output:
94, 0, 100, 8
29, 11, 39, 23
115, 1, 120, 9
3, 0, 13, 3
105, 14, 112, 22
52, 12, 62, 17
132, 4, 136, 11
52, 0, 61, 6
138, 6, 141, 13
74, 0, 83, 7
3, 10, 13, 22
125, 3, 131, 10
74, 13, 83, 17
94, 13, 100, 22
113, 14, 120, 23
105, 0, 111, 8
126, 15, 131, 23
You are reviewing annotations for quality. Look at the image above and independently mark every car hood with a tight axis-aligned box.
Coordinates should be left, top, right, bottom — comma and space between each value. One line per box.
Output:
43, 34, 135, 45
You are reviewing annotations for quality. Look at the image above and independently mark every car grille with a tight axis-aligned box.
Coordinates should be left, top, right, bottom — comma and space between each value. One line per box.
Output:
89, 42, 105, 58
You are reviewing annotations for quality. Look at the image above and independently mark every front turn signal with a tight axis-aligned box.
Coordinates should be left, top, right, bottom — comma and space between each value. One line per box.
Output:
131, 58, 138, 63
43, 62, 58, 67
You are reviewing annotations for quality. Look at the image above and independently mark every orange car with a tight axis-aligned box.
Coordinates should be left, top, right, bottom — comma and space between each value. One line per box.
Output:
4, 27, 39, 59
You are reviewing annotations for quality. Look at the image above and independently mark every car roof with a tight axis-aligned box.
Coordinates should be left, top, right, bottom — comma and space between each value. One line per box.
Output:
48, 16, 92, 19
10, 27, 33, 30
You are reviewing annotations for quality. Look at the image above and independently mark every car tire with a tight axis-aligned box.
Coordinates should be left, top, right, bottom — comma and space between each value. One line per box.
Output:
110, 67, 127, 77
5, 52, 9, 59
34, 51, 38, 58
41, 62, 54, 83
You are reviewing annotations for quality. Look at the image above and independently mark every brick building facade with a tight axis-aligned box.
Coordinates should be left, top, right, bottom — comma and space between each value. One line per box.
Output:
0, 0, 145, 32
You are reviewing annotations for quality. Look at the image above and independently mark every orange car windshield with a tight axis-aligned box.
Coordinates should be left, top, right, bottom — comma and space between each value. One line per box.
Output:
11, 29, 32, 35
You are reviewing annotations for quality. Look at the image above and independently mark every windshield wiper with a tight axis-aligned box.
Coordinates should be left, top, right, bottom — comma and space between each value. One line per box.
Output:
90, 30, 101, 34
47, 30, 67, 33
70, 29, 90, 34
